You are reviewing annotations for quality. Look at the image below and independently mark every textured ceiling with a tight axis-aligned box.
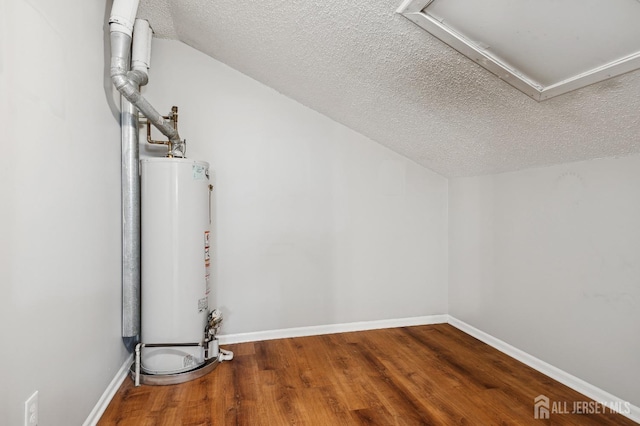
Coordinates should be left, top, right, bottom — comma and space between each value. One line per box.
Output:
137, 0, 640, 177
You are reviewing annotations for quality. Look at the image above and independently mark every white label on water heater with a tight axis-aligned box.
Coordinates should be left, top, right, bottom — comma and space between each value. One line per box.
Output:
193, 164, 206, 180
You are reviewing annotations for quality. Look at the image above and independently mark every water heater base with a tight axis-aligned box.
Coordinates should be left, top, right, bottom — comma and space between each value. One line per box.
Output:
129, 358, 219, 386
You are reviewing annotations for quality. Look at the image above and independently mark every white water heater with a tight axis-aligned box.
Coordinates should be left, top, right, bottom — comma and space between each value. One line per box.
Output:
140, 158, 212, 375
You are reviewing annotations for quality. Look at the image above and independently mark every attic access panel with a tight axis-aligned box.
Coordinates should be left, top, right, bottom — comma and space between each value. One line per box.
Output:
397, 0, 640, 101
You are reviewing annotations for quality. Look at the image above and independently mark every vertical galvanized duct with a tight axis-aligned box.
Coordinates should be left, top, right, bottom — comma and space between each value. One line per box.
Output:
110, 24, 142, 349
121, 90, 141, 348
110, 0, 184, 350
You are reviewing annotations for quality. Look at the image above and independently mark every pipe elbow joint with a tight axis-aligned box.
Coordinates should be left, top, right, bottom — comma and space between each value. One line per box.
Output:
128, 70, 149, 86
110, 72, 128, 91
111, 73, 142, 105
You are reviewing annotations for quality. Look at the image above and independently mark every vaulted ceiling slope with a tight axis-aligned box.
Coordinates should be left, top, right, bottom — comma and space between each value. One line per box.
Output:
137, 0, 640, 177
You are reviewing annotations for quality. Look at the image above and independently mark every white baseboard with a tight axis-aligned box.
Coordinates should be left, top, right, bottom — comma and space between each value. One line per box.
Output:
447, 316, 640, 424
83, 354, 133, 426
218, 314, 449, 345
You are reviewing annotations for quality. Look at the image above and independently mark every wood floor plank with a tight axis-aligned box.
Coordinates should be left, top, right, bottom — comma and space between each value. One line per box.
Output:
98, 325, 637, 425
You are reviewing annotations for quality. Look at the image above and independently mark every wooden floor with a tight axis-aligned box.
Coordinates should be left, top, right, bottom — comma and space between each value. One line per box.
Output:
99, 324, 636, 425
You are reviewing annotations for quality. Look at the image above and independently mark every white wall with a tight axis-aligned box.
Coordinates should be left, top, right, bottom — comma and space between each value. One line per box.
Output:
449, 154, 640, 407
0, 0, 128, 425
142, 40, 449, 334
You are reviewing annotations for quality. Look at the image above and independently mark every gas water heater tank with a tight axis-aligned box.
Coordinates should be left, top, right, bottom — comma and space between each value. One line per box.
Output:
140, 158, 212, 375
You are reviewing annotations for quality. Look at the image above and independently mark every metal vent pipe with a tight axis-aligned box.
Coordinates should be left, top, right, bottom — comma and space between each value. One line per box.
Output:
109, 15, 184, 157
120, 61, 141, 349
109, 0, 185, 350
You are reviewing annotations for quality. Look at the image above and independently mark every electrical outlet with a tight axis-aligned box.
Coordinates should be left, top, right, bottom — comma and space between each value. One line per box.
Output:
24, 391, 38, 426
